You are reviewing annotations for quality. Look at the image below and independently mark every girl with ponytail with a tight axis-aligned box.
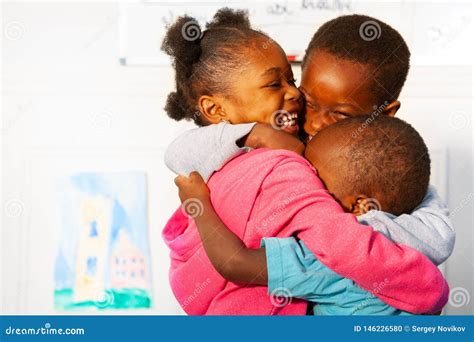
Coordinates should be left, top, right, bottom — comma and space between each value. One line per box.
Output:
161, 7, 302, 133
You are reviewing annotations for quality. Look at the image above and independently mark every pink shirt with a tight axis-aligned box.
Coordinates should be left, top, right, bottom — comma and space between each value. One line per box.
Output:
163, 149, 448, 315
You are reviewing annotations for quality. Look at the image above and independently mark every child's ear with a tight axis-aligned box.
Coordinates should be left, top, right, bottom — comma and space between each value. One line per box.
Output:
352, 195, 382, 216
382, 100, 401, 117
199, 95, 227, 124
340, 195, 361, 215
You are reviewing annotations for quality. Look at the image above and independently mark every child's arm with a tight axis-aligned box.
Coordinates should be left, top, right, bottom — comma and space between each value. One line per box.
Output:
359, 185, 455, 265
256, 159, 448, 314
165, 122, 304, 181
175, 162, 448, 314
261, 237, 409, 315
175, 171, 268, 285
177, 180, 407, 315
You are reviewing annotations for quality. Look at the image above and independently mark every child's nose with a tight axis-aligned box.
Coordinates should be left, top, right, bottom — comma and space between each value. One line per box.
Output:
285, 85, 301, 102
305, 115, 327, 135
311, 119, 326, 132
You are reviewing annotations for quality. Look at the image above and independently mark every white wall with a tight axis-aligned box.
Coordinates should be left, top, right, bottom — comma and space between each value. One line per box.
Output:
1, 2, 472, 315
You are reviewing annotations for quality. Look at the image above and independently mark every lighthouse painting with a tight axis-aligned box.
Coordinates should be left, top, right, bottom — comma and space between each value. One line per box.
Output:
54, 172, 152, 311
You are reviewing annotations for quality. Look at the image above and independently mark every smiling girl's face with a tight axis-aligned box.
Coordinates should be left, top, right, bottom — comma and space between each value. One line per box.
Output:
201, 38, 302, 135
299, 50, 380, 137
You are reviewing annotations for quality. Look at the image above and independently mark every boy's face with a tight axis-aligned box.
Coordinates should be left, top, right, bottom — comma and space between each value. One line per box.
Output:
300, 50, 388, 138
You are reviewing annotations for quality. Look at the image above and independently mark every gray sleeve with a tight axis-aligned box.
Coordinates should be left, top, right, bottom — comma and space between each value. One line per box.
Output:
164, 122, 257, 182
358, 185, 455, 265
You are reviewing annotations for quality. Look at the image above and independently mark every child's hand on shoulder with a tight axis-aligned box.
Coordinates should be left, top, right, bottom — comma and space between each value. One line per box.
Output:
174, 171, 210, 207
245, 123, 305, 155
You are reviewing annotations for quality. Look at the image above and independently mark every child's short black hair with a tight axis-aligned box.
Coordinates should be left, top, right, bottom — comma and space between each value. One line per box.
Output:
161, 8, 269, 126
327, 115, 430, 216
302, 14, 410, 106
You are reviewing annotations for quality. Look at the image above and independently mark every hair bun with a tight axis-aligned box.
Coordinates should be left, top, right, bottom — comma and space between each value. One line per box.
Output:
206, 8, 251, 30
164, 91, 188, 121
161, 16, 202, 77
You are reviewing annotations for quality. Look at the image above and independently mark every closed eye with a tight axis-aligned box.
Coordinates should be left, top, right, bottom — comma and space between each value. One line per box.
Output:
267, 81, 282, 88
267, 77, 296, 88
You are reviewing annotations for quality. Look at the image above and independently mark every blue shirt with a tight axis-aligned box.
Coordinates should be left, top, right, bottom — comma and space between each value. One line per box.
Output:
262, 237, 412, 315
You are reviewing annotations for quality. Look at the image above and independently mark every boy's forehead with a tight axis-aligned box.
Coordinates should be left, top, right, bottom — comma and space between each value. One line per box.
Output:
301, 50, 376, 107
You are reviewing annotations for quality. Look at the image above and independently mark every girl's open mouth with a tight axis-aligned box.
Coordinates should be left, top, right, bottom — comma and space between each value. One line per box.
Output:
272, 110, 299, 134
